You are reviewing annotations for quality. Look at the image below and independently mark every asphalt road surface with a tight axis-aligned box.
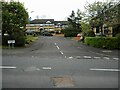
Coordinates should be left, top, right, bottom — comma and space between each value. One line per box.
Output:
2, 36, 119, 88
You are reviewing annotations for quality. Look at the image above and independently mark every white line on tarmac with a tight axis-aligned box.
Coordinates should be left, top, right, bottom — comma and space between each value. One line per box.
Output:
68, 56, 73, 59
42, 67, 52, 70
0, 66, 16, 69
83, 56, 92, 59
93, 57, 101, 59
60, 51, 64, 55
102, 50, 112, 53
56, 46, 60, 50
90, 68, 120, 72
113, 58, 119, 60
103, 57, 110, 60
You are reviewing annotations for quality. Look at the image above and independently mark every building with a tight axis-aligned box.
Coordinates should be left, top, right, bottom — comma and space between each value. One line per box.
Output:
90, 2, 120, 37
26, 19, 68, 34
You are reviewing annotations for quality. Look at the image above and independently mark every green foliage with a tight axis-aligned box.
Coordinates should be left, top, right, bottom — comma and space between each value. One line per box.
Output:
85, 37, 119, 49
116, 33, 120, 47
85, 30, 95, 37
81, 22, 91, 33
2, 28, 26, 47
2, 1, 29, 46
63, 26, 78, 37
64, 9, 82, 37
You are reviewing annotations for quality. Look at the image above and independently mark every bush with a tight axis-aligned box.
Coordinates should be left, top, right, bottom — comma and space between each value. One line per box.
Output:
116, 33, 120, 48
85, 30, 95, 37
2, 34, 26, 47
64, 32, 78, 37
63, 27, 79, 37
85, 37, 119, 49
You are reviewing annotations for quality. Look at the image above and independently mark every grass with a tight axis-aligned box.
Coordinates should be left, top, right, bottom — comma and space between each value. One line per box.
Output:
25, 35, 38, 45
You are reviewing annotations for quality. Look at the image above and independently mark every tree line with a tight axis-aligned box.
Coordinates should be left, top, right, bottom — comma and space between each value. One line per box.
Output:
63, 0, 120, 37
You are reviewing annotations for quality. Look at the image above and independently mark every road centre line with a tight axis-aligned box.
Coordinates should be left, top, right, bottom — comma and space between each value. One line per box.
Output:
0, 66, 16, 69
90, 68, 120, 72
56, 46, 60, 50
60, 51, 64, 55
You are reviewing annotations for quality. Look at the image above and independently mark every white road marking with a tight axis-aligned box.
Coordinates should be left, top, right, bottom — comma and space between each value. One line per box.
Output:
42, 67, 52, 70
102, 50, 112, 53
104, 57, 110, 60
68, 56, 73, 59
90, 68, 120, 72
113, 58, 119, 60
93, 57, 101, 59
56, 46, 60, 50
0, 66, 16, 69
60, 51, 64, 55
84, 56, 92, 59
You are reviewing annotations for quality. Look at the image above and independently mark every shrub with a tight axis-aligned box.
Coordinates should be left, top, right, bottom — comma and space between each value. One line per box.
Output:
85, 37, 119, 49
116, 33, 120, 48
64, 32, 78, 37
85, 30, 95, 37
2, 33, 26, 47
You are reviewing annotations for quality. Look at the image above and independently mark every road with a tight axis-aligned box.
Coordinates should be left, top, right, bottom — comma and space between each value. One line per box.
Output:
2, 36, 119, 88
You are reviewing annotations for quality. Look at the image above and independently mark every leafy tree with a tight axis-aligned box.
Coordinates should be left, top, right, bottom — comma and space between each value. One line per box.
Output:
2, 1, 28, 36
2, 1, 29, 46
85, 0, 120, 35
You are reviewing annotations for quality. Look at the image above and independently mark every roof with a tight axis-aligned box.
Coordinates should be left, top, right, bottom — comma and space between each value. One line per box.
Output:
54, 21, 68, 25
30, 19, 54, 24
30, 19, 68, 25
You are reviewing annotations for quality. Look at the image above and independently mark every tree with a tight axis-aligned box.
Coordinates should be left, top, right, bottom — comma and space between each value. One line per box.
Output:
67, 10, 82, 32
84, 0, 120, 35
2, 1, 29, 46
2, 1, 28, 36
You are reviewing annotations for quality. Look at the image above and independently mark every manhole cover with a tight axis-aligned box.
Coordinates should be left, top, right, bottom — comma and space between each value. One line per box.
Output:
23, 66, 40, 71
52, 77, 74, 88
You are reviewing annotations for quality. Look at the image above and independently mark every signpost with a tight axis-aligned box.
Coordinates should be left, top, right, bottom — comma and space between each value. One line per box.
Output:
8, 40, 15, 48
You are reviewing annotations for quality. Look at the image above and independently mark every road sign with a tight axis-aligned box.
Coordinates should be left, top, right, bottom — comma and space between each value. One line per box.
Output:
8, 40, 15, 44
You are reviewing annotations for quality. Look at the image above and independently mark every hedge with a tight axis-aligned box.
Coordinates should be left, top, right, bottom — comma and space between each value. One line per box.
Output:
64, 32, 78, 37
2, 35, 25, 47
84, 37, 119, 49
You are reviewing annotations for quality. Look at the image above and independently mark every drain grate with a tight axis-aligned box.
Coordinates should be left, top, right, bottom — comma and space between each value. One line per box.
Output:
52, 77, 74, 88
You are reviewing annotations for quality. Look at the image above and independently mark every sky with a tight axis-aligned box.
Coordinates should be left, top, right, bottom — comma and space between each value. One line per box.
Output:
13, 0, 107, 21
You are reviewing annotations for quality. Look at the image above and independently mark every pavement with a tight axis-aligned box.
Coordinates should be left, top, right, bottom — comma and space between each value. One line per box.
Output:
1, 35, 119, 88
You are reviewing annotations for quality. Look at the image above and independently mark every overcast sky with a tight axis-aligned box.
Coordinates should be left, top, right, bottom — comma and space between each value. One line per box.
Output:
15, 0, 106, 21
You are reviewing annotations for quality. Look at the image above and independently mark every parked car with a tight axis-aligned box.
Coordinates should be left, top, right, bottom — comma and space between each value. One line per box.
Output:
41, 32, 53, 36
